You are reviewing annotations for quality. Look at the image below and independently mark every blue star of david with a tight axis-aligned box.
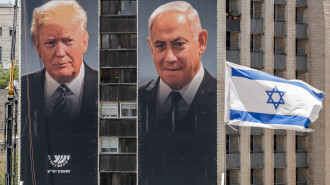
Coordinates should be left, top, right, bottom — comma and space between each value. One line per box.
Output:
266, 86, 286, 110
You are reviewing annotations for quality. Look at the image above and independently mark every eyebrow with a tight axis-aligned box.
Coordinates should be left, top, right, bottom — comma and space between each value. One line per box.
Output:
153, 37, 188, 45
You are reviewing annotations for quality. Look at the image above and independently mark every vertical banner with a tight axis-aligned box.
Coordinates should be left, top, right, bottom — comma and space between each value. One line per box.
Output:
138, 0, 217, 184
20, 0, 98, 184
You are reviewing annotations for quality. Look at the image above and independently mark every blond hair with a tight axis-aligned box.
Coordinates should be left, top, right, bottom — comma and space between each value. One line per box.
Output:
31, 0, 87, 40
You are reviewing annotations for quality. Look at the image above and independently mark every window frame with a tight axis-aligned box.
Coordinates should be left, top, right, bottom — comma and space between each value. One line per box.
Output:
120, 102, 137, 118
101, 103, 119, 118
101, 138, 119, 154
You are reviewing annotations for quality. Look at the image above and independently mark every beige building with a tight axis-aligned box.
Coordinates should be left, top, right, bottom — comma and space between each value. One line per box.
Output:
218, 0, 330, 184
0, 3, 20, 70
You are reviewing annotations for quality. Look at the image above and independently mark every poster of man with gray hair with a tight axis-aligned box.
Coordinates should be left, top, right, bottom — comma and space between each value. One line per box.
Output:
138, 1, 217, 184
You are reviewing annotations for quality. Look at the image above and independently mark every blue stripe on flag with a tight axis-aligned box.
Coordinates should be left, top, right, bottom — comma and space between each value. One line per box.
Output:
231, 67, 324, 102
230, 110, 311, 128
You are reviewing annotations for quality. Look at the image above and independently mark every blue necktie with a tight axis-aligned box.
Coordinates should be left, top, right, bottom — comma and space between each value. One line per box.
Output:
52, 84, 70, 118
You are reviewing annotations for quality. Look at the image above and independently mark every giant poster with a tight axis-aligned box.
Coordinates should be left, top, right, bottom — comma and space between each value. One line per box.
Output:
138, 0, 218, 184
20, 0, 98, 184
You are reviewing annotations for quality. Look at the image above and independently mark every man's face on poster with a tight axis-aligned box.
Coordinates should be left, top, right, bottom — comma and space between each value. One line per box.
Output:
148, 11, 207, 90
34, 18, 88, 84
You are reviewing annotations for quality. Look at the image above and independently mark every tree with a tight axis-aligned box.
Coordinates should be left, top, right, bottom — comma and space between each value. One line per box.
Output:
0, 68, 18, 89
0, 151, 18, 185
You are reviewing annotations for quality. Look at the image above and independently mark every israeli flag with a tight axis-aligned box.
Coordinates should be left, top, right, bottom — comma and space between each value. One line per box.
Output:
225, 62, 324, 132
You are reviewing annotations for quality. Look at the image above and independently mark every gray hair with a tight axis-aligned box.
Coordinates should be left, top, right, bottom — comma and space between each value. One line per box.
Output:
148, 1, 202, 41
31, 0, 87, 41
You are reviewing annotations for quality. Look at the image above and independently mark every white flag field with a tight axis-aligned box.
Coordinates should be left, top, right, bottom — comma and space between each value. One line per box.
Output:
225, 62, 324, 132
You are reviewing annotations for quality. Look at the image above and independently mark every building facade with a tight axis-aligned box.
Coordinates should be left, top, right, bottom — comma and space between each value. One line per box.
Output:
99, 0, 137, 185
219, 0, 330, 184
0, 3, 19, 70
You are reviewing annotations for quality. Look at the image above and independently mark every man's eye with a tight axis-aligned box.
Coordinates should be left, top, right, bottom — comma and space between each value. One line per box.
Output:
45, 41, 55, 48
155, 43, 165, 49
174, 42, 185, 48
64, 39, 74, 45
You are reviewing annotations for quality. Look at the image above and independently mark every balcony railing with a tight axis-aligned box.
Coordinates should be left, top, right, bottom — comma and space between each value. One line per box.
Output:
274, 129, 286, 135
227, 18, 241, 32
274, 20, 286, 37
296, 152, 308, 168
100, 154, 136, 172
296, 0, 307, 7
251, 153, 264, 168
274, 0, 286, 5
296, 23, 307, 39
274, 152, 286, 168
251, 51, 264, 69
296, 182, 307, 185
227, 47, 240, 64
251, 18, 263, 34
274, 53, 286, 70
296, 55, 307, 72
250, 127, 264, 135
226, 125, 240, 135
226, 153, 240, 170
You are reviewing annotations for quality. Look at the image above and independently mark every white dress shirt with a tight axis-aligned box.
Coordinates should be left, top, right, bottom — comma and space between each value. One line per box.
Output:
157, 63, 204, 118
45, 63, 85, 118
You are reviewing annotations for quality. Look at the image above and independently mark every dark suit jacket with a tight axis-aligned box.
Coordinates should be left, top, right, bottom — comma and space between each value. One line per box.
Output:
21, 63, 98, 185
138, 68, 217, 185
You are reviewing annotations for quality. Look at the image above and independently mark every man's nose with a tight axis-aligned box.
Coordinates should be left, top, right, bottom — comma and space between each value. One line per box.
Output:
164, 48, 177, 63
55, 42, 66, 58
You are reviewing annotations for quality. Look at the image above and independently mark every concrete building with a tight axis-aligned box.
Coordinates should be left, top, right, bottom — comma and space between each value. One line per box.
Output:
99, 0, 137, 184
0, 3, 20, 70
218, 0, 330, 184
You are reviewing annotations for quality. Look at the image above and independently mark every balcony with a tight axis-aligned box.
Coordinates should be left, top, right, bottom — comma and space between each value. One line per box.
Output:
296, 131, 308, 136
226, 152, 240, 169
227, 48, 240, 64
227, 18, 241, 32
100, 84, 137, 101
274, 0, 286, 5
100, 119, 136, 137
296, 55, 307, 72
274, 54, 286, 70
100, 154, 136, 172
274, 20, 286, 37
226, 125, 240, 135
296, 23, 307, 39
274, 152, 286, 168
250, 51, 264, 69
251, 18, 263, 34
296, 152, 308, 168
274, 129, 286, 135
251, 127, 263, 135
296, 182, 307, 185
250, 152, 264, 168
296, 0, 307, 7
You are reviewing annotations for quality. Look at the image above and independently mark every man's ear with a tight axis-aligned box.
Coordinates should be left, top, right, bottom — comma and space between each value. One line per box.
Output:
33, 39, 41, 57
82, 31, 89, 54
198, 29, 208, 55
147, 37, 154, 54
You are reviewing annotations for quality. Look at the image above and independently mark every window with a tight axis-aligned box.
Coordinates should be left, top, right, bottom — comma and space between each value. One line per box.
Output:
120, 103, 136, 118
101, 0, 137, 16
0, 27, 2, 36
101, 138, 118, 153
101, 68, 137, 84
0, 47, 2, 62
101, 103, 118, 118
9, 27, 13, 36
